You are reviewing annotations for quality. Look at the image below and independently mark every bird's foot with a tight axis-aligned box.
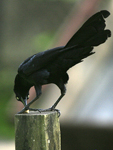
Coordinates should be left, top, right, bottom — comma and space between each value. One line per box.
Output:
29, 107, 61, 117
17, 106, 61, 117
38, 107, 61, 117
29, 108, 42, 112
17, 107, 28, 114
17, 106, 41, 114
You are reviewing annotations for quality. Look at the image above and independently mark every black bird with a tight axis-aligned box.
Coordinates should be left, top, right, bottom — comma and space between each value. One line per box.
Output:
14, 10, 111, 114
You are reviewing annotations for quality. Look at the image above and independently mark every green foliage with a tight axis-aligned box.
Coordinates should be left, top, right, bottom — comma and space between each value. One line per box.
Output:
0, 69, 15, 139
32, 31, 55, 52
0, 70, 14, 102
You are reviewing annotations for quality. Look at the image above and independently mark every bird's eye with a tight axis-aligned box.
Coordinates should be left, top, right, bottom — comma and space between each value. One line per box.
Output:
27, 95, 30, 99
16, 97, 19, 100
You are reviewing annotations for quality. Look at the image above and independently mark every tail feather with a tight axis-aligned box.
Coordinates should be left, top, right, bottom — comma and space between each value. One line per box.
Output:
65, 10, 111, 48
57, 46, 94, 71
49, 10, 111, 73
84, 29, 111, 46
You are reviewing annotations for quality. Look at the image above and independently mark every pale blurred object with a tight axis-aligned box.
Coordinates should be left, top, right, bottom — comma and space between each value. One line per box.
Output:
0, 141, 15, 150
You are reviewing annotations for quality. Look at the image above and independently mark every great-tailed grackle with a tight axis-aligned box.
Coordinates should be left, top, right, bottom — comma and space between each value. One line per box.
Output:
14, 10, 111, 114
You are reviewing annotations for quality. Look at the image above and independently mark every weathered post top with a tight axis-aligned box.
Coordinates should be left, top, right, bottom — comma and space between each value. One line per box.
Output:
15, 111, 61, 150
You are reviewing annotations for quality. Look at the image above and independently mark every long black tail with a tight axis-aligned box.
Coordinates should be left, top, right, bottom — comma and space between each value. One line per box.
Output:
65, 10, 111, 48
55, 10, 111, 72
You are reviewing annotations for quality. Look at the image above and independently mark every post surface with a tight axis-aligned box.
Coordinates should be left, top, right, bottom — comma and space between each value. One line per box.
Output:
15, 111, 61, 150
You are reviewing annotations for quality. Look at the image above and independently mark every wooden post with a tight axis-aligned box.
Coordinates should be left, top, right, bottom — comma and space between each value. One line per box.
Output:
15, 111, 61, 150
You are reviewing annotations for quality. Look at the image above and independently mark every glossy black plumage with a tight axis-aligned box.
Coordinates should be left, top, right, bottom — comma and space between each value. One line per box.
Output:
14, 10, 111, 113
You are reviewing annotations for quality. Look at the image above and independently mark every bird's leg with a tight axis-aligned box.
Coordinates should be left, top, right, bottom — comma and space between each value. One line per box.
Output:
49, 82, 66, 110
17, 107, 28, 114
17, 85, 41, 114
38, 92, 65, 117
18, 97, 38, 114
17, 97, 39, 114
50, 91, 65, 110
26, 85, 42, 110
38, 83, 66, 116
25, 97, 39, 109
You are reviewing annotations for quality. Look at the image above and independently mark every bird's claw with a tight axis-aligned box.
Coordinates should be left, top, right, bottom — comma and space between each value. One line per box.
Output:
17, 107, 61, 117
17, 107, 41, 114
29, 108, 42, 112
39, 107, 61, 117
17, 107, 28, 114
29, 107, 61, 117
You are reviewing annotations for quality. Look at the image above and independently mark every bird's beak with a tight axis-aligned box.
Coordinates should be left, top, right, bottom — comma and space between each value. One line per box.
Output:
21, 98, 27, 106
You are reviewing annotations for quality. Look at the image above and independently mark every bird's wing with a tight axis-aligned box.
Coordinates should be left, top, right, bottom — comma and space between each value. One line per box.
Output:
18, 46, 64, 76
65, 10, 110, 47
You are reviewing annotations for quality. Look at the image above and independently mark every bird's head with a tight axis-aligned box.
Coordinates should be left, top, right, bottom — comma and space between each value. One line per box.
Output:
14, 74, 31, 106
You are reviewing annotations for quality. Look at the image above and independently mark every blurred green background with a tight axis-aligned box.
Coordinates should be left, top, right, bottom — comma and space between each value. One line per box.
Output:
0, 0, 113, 149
